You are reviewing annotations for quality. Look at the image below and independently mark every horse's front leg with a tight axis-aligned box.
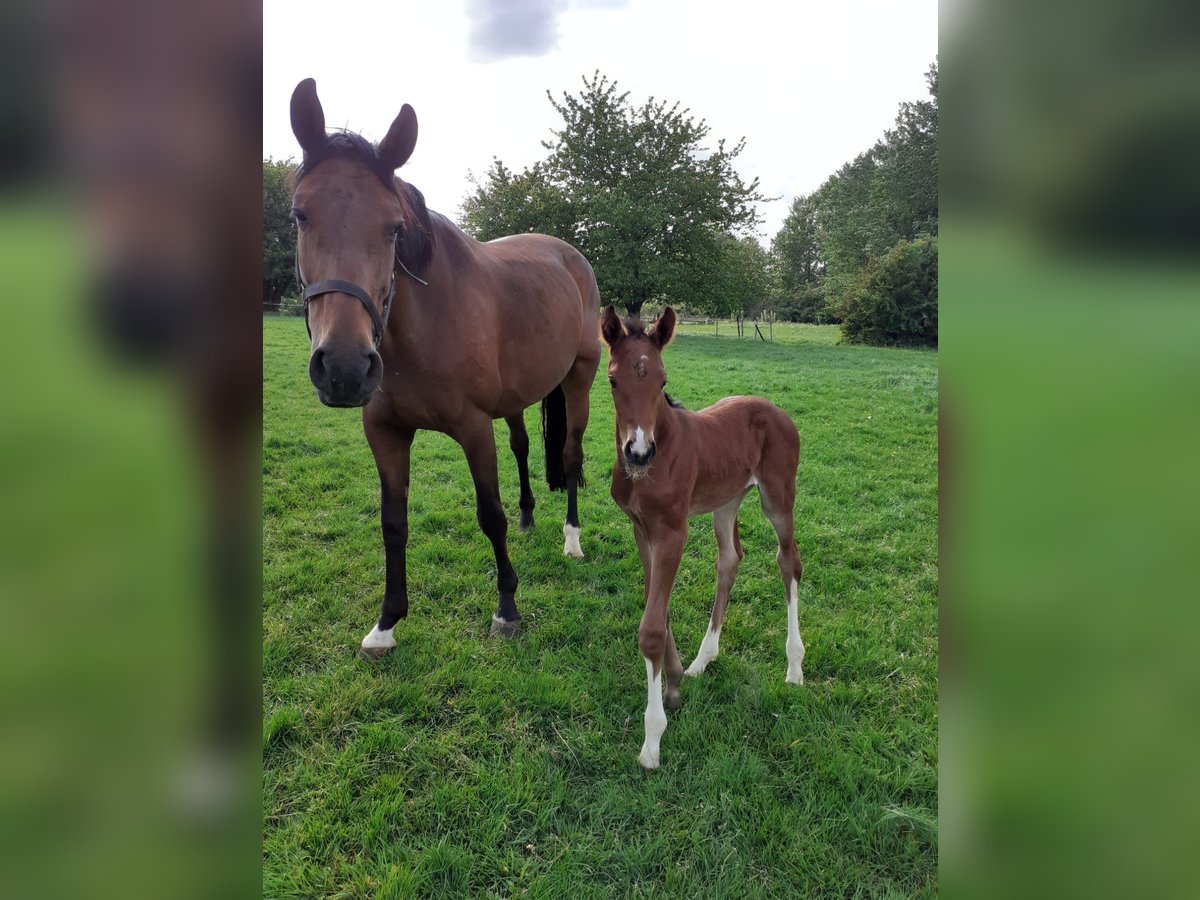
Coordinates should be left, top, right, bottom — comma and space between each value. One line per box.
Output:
638, 522, 687, 770
358, 418, 414, 659
460, 419, 521, 636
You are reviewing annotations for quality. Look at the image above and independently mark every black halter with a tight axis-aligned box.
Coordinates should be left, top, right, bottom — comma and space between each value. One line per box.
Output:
294, 251, 426, 348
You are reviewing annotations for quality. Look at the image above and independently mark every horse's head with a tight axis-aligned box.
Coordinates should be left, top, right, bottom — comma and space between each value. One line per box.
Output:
290, 78, 418, 407
600, 305, 677, 478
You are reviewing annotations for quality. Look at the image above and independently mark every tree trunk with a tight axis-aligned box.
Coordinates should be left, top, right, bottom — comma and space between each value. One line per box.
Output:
625, 298, 645, 318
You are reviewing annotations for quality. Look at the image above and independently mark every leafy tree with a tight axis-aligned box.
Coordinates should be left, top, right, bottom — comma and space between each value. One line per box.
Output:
838, 236, 938, 347
771, 194, 828, 322
461, 73, 770, 316
461, 159, 574, 242
773, 60, 938, 341
263, 158, 298, 311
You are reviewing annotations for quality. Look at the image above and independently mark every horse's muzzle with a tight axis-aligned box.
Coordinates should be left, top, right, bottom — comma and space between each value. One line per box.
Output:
623, 438, 656, 469
309, 344, 383, 407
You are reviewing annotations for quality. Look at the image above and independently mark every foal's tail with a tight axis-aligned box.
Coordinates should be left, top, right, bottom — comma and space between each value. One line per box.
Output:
541, 385, 569, 492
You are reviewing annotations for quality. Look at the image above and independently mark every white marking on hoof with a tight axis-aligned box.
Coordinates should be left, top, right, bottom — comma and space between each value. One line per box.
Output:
638, 657, 667, 770
358, 624, 396, 659
685, 622, 721, 676
786, 579, 805, 685
563, 523, 584, 559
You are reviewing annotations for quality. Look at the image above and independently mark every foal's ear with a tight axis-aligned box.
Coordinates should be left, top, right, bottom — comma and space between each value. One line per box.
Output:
290, 78, 326, 156
600, 305, 625, 348
379, 104, 419, 170
649, 306, 677, 349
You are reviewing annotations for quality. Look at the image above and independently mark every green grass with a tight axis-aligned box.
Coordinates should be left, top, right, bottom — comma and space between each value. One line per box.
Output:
263, 317, 938, 898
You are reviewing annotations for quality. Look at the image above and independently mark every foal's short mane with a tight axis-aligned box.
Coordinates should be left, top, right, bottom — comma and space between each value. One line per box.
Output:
292, 130, 434, 277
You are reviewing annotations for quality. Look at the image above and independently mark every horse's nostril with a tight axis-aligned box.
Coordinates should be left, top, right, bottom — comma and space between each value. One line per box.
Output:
309, 347, 329, 389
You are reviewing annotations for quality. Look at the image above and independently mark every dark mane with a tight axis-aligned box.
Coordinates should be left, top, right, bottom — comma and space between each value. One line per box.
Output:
293, 129, 434, 278
622, 316, 649, 338
294, 130, 395, 189
664, 392, 686, 409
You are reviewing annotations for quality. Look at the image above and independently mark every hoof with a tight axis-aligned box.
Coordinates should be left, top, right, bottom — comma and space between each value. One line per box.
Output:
786, 669, 804, 686
356, 644, 394, 661
683, 663, 706, 677
358, 624, 396, 660
562, 524, 584, 559
664, 691, 681, 711
518, 510, 535, 531
490, 614, 521, 638
637, 747, 660, 770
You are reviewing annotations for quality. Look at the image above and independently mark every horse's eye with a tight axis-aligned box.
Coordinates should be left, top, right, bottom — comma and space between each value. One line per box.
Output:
608, 377, 616, 389
291, 209, 308, 227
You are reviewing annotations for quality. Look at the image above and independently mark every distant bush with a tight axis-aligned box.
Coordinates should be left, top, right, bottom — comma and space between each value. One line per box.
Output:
838, 237, 937, 347
774, 285, 835, 323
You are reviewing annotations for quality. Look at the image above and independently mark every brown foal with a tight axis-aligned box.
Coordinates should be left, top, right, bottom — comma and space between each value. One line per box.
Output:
602, 306, 806, 769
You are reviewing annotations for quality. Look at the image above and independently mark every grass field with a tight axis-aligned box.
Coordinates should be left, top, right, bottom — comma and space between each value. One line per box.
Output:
263, 316, 938, 898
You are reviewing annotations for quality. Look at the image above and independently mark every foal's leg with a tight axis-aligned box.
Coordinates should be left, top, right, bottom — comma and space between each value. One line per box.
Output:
637, 525, 682, 711
358, 417, 415, 659
459, 418, 522, 637
505, 414, 536, 531
560, 354, 597, 559
685, 493, 747, 676
759, 477, 806, 684
638, 523, 687, 770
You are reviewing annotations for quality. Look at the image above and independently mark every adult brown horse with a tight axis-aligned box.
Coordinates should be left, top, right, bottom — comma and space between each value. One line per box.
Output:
602, 306, 805, 769
289, 79, 600, 656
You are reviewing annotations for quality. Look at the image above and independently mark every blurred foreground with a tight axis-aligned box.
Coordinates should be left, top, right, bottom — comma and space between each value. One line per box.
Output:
1, 1, 260, 897
943, 1, 1200, 897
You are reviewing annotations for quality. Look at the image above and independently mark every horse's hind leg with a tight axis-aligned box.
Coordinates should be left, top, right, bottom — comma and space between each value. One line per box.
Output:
758, 475, 805, 684
685, 493, 747, 676
560, 353, 598, 559
458, 418, 521, 637
505, 414, 536, 531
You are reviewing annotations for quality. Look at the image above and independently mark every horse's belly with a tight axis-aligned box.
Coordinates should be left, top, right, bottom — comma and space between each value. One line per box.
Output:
688, 469, 755, 516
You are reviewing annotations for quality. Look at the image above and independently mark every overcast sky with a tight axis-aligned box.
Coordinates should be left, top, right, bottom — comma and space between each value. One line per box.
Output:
263, 0, 937, 243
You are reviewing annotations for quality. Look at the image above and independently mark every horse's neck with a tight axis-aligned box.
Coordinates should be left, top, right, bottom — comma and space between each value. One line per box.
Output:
381, 278, 431, 358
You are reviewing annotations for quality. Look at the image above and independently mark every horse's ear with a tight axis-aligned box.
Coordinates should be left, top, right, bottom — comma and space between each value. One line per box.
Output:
290, 78, 326, 156
650, 306, 677, 349
600, 305, 625, 348
379, 104, 419, 170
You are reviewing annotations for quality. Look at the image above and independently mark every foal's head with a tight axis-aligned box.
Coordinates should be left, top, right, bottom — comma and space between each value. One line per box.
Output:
290, 78, 419, 407
601, 305, 677, 477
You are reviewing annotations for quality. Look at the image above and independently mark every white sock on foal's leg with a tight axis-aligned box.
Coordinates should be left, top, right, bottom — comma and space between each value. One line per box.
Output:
785, 579, 805, 684
638, 657, 668, 770
685, 618, 721, 676
562, 523, 584, 559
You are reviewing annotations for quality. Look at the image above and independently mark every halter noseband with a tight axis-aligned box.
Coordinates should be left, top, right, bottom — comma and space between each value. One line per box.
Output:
295, 253, 426, 348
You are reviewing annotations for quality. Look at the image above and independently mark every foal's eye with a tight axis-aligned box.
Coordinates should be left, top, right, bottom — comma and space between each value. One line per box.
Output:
291, 209, 308, 228
608, 377, 616, 389
389, 223, 404, 239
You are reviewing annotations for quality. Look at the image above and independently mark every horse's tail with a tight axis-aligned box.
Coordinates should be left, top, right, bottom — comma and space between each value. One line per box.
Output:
541, 385, 569, 492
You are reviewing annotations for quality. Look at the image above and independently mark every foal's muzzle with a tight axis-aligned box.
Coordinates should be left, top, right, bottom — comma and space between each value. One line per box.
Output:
309, 343, 383, 407
623, 438, 656, 469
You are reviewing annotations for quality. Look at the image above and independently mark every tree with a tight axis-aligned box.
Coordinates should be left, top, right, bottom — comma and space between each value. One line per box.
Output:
771, 194, 828, 322
461, 159, 574, 243
460, 72, 771, 317
263, 158, 298, 311
774, 60, 938, 342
